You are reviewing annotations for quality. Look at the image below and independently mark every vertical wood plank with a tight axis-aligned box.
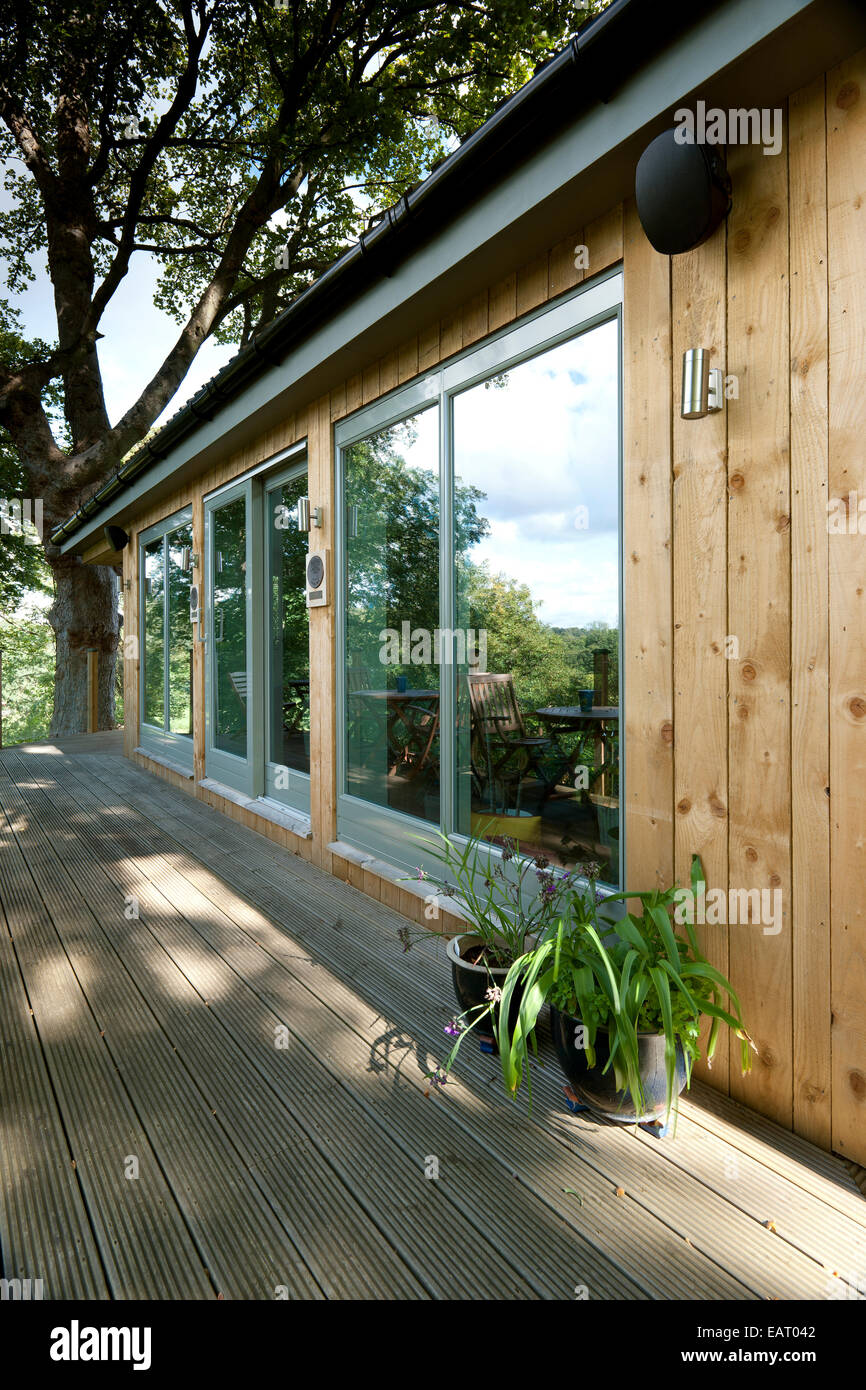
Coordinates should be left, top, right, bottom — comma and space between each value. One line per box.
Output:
622, 199, 674, 891
330, 381, 347, 422
586, 204, 624, 277
418, 323, 440, 371
379, 350, 399, 396
827, 49, 866, 1164
345, 372, 363, 415
461, 290, 489, 348
362, 362, 380, 404
516, 252, 549, 316
726, 119, 793, 1126
397, 336, 419, 383
790, 74, 832, 1149
307, 394, 337, 873
672, 228, 730, 1090
548, 232, 584, 298
439, 309, 462, 360
488, 272, 517, 331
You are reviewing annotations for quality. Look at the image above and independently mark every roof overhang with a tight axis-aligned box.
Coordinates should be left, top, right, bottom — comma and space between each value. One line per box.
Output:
60, 0, 866, 554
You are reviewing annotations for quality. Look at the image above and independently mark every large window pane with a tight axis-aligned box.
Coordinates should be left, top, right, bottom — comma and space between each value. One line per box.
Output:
268, 475, 310, 774
167, 523, 193, 737
143, 537, 165, 727
344, 408, 440, 823
213, 496, 247, 757
453, 319, 621, 885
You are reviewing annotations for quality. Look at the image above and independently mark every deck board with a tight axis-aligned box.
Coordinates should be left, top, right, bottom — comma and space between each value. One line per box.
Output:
1, 745, 864, 1300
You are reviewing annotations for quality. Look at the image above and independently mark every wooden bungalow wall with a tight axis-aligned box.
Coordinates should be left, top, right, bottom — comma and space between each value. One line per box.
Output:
122, 47, 866, 1163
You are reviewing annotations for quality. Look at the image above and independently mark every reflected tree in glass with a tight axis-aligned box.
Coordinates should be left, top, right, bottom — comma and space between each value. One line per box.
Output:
212, 497, 247, 758
268, 477, 310, 774
143, 537, 165, 727
452, 320, 621, 884
167, 523, 193, 737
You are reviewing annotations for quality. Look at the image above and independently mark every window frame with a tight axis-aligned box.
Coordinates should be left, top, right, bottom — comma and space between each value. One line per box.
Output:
261, 457, 312, 815
334, 267, 624, 889
138, 505, 195, 772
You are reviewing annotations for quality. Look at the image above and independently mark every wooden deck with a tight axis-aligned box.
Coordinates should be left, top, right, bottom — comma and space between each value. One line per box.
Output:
0, 741, 864, 1301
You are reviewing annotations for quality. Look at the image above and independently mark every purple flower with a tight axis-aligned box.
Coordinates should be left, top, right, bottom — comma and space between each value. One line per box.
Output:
427, 1067, 448, 1087
444, 1018, 465, 1038
415, 866, 427, 881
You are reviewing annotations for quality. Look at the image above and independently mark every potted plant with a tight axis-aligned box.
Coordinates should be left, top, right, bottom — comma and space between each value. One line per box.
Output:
397, 827, 579, 1071
491, 856, 755, 1128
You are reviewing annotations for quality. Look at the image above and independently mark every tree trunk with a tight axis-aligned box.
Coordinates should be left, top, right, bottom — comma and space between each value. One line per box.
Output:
47, 552, 120, 735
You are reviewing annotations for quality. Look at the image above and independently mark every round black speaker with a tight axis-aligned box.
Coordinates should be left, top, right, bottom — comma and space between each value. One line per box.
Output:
306, 553, 324, 589
635, 128, 732, 255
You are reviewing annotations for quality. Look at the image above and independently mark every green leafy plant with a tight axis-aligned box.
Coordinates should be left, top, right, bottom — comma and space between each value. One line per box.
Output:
397, 827, 594, 968
423, 853, 755, 1127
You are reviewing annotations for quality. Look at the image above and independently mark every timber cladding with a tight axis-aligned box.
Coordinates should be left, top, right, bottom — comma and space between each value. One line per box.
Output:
121, 46, 866, 1163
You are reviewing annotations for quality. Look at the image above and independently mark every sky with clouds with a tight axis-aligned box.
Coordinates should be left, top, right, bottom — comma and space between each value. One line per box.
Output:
395, 317, 620, 630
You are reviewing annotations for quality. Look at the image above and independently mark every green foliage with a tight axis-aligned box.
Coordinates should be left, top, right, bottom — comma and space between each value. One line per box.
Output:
399, 827, 580, 967
0, 601, 54, 744
0, 2, 599, 352
494, 855, 756, 1126
418, 843, 756, 1128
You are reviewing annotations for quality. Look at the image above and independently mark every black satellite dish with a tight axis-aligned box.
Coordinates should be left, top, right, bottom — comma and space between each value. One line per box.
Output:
635, 128, 732, 255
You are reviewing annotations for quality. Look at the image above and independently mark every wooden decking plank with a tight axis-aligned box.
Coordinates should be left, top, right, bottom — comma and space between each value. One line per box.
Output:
0, 755, 415, 1300
47, 750, 866, 1301
0, 899, 109, 1298
79, 756, 856, 1284
3, 769, 439, 1301
0, 777, 215, 1298
0, 758, 323, 1300
17, 753, 640, 1300
49, 758, 834, 1299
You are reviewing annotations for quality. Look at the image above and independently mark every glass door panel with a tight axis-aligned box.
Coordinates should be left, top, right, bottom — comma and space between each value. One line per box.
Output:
142, 538, 165, 728
167, 522, 194, 739
452, 317, 621, 885
265, 469, 311, 812
212, 495, 248, 758
343, 407, 440, 825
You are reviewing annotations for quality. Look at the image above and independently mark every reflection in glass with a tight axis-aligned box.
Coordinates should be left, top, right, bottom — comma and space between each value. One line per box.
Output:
268, 476, 310, 775
213, 496, 247, 758
344, 409, 440, 823
167, 524, 193, 737
143, 538, 165, 727
453, 320, 621, 885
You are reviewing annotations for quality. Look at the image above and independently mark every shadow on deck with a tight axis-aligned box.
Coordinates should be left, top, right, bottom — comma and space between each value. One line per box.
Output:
0, 744, 863, 1301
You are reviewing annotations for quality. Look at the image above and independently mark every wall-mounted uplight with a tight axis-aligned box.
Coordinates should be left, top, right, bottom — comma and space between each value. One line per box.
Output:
297, 496, 323, 532
348, 504, 359, 539
681, 348, 723, 420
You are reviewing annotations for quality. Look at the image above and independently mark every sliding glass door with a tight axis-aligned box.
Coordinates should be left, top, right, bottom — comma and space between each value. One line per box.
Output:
203, 451, 310, 813
337, 271, 622, 887
343, 407, 440, 827
204, 480, 262, 796
264, 464, 311, 814
139, 506, 194, 771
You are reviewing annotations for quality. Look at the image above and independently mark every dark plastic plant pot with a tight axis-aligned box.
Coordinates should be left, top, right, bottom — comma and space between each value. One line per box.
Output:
549, 1005, 687, 1123
445, 935, 524, 1040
